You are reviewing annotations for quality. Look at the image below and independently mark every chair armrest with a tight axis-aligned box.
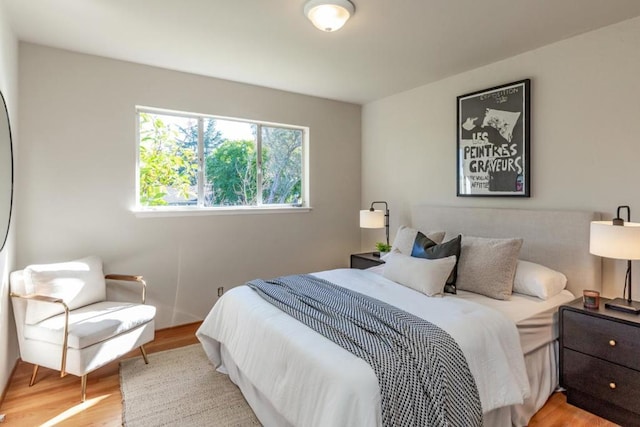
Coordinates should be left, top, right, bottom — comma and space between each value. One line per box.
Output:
105, 274, 143, 282
10, 292, 66, 305
9, 292, 71, 377
105, 274, 147, 304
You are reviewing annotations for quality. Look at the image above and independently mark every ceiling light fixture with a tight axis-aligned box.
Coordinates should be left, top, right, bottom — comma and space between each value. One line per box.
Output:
304, 0, 355, 32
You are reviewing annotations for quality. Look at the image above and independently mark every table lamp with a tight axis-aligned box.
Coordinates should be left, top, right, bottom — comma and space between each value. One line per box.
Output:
359, 201, 389, 255
590, 205, 640, 314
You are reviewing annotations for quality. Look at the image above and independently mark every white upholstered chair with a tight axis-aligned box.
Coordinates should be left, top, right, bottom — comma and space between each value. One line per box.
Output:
9, 256, 156, 401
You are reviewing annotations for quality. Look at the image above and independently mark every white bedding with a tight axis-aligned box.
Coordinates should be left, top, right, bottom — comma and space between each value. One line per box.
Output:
454, 289, 575, 354
197, 268, 530, 427
368, 264, 576, 354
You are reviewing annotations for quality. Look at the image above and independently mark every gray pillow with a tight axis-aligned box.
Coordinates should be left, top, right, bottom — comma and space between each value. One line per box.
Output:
456, 235, 523, 300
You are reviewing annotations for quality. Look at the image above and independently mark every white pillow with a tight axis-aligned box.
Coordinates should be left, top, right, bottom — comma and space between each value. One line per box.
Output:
383, 251, 456, 297
389, 225, 446, 256
24, 256, 106, 325
513, 260, 567, 300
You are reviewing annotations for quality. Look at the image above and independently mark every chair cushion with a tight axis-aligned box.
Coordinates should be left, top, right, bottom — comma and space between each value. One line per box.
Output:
23, 301, 156, 349
24, 256, 107, 325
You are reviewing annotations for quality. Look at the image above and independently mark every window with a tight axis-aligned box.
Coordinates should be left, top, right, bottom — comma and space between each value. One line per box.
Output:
136, 108, 307, 211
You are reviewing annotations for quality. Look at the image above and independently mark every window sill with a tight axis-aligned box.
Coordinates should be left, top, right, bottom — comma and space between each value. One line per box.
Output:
132, 206, 312, 218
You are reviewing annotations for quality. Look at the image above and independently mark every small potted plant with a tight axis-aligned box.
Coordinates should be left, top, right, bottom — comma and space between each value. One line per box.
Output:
375, 242, 391, 257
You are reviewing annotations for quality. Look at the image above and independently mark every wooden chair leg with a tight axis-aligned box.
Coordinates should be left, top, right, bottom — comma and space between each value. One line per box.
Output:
140, 345, 149, 364
29, 365, 39, 387
81, 374, 87, 402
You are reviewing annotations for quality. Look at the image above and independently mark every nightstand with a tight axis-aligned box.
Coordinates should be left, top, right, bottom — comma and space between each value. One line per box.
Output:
559, 298, 640, 426
350, 252, 385, 270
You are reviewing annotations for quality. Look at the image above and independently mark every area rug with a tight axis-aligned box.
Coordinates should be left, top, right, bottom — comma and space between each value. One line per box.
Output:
120, 344, 261, 426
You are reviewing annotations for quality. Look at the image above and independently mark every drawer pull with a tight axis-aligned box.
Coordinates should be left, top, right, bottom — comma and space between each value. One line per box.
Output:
609, 339, 616, 347
609, 382, 616, 390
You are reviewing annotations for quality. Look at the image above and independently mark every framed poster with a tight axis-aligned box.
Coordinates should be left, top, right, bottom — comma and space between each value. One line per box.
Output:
457, 79, 530, 197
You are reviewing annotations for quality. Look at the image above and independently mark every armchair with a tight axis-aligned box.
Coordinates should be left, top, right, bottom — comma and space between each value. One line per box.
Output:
9, 256, 156, 401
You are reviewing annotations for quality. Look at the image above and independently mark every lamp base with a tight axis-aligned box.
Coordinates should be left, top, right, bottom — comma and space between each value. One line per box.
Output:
605, 298, 640, 315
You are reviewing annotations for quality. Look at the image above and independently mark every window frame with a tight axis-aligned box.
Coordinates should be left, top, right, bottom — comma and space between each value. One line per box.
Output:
134, 106, 310, 215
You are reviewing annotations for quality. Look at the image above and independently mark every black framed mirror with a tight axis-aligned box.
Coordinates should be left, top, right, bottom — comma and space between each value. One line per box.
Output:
0, 90, 13, 252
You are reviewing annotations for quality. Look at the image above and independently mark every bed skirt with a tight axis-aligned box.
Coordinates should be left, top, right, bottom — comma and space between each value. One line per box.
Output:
215, 340, 558, 427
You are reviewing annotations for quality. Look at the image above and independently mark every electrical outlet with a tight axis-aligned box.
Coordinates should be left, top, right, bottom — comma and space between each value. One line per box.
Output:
217, 287, 224, 297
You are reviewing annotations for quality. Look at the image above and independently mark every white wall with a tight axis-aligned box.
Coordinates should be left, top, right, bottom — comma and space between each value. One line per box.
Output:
362, 16, 640, 299
0, 1, 19, 398
17, 43, 362, 328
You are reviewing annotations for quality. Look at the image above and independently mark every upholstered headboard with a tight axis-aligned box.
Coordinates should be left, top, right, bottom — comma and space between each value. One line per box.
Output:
411, 205, 602, 297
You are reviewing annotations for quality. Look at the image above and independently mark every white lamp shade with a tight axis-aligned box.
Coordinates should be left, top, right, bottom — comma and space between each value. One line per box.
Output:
360, 210, 384, 229
590, 221, 640, 260
304, 0, 354, 32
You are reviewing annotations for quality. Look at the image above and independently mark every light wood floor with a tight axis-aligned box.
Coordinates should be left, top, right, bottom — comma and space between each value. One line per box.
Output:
0, 322, 618, 426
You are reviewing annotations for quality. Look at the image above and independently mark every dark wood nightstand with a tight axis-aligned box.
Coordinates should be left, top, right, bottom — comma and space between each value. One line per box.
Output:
350, 252, 385, 270
559, 298, 640, 426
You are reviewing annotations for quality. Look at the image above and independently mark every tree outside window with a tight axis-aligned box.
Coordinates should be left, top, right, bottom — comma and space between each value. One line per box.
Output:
137, 109, 305, 209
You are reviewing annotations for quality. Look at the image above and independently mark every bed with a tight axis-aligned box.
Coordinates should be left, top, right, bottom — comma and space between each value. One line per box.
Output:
197, 206, 601, 426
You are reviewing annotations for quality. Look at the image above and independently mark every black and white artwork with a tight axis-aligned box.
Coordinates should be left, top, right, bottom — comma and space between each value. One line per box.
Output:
456, 79, 530, 197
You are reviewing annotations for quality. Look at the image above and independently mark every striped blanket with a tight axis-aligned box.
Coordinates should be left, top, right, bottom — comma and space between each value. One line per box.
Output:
247, 274, 482, 427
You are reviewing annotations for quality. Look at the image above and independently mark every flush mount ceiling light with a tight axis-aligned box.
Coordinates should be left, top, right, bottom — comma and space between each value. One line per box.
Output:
304, 0, 355, 32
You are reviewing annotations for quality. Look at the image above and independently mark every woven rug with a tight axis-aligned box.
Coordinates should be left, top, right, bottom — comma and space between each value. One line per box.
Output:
120, 344, 261, 426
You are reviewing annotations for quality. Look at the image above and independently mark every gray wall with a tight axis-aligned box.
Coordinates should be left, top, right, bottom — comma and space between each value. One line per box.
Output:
16, 43, 362, 328
0, 1, 19, 396
362, 16, 640, 300
9, 12, 640, 395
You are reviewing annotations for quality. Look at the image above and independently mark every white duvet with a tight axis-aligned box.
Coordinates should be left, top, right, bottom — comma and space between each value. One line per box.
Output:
197, 268, 530, 426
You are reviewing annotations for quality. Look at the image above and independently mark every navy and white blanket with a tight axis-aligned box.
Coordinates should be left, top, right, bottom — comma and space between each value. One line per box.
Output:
197, 268, 530, 427
247, 274, 482, 427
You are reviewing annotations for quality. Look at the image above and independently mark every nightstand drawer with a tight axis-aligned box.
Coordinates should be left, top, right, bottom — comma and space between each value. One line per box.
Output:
563, 348, 640, 415
563, 309, 640, 371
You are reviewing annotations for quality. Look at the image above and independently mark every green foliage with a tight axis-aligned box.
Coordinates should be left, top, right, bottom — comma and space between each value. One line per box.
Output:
177, 118, 225, 155
261, 127, 302, 205
205, 140, 261, 205
375, 242, 391, 253
168, 118, 227, 187
139, 112, 303, 208
205, 128, 302, 206
138, 113, 197, 206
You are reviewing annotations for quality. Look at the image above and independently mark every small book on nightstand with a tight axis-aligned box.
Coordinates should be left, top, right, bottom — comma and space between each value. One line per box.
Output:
604, 297, 640, 314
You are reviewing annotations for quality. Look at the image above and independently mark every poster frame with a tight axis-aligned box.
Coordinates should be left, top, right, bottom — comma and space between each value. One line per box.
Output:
456, 79, 530, 197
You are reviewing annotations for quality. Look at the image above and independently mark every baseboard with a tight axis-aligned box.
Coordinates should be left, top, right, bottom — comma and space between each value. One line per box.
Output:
155, 320, 203, 333
0, 358, 20, 408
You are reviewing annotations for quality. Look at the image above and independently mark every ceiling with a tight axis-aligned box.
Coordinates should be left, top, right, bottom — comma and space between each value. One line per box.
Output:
5, 0, 640, 105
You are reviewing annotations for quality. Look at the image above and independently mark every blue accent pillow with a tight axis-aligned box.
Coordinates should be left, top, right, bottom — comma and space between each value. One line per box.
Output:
410, 231, 437, 257
411, 234, 462, 294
